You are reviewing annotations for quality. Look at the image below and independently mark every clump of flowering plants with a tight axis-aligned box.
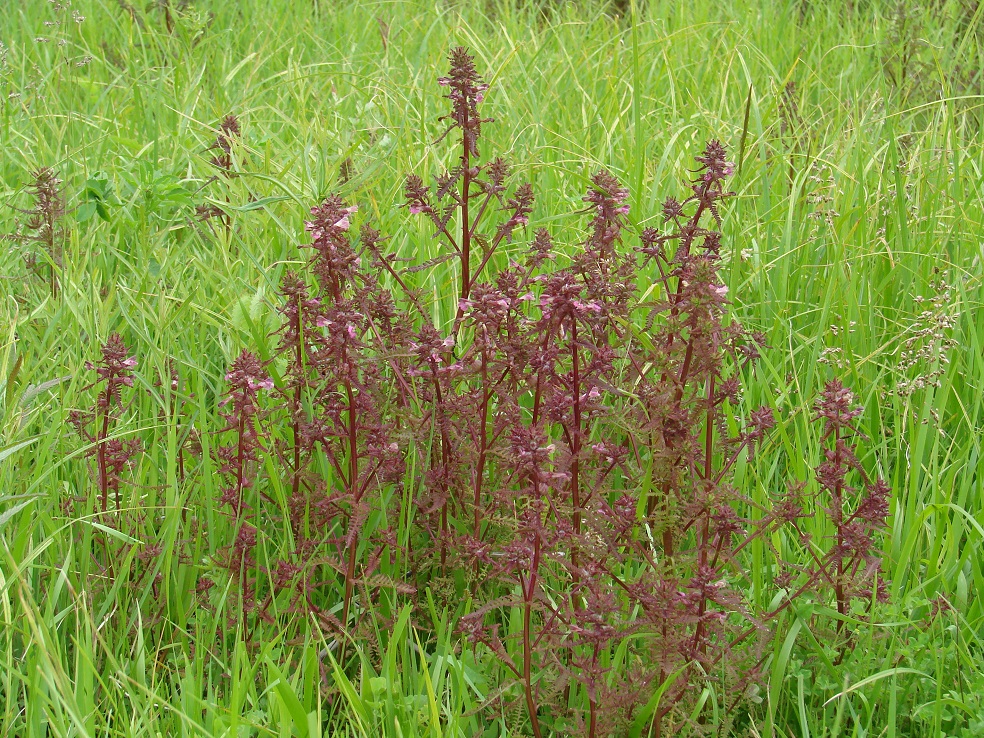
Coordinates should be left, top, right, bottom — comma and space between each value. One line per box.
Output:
62, 43, 895, 737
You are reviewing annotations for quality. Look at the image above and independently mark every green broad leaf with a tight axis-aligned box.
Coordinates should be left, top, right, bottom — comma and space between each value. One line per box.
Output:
76, 201, 98, 223
326, 651, 372, 727
629, 665, 686, 738
265, 660, 309, 738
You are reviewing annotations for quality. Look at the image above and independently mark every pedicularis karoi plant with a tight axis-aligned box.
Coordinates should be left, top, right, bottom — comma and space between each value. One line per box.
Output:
68, 48, 892, 737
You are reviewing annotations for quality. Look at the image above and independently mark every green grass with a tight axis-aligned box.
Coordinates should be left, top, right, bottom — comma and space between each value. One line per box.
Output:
1, 0, 983, 735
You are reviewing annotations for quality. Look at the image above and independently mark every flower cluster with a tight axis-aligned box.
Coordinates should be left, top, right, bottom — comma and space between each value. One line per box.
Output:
405, 47, 533, 320
812, 380, 891, 617
215, 350, 272, 516
7, 167, 67, 296
208, 114, 241, 173
69, 333, 141, 516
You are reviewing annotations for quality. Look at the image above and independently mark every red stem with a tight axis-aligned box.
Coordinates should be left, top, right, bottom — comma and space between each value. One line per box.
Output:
235, 411, 247, 511
587, 643, 600, 738
341, 352, 360, 630
522, 523, 544, 738
473, 348, 490, 545
428, 363, 454, 569
570, 317, 582, 575
691, 376, 717, 658
460, 104, 472, 305
833, 426, 846, 630
645, 190, 713, 519
97, 390, 110, 513
291, 295, 304, 501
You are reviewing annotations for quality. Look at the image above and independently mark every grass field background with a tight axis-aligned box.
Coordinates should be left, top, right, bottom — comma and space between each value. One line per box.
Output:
1, 0, 982, 735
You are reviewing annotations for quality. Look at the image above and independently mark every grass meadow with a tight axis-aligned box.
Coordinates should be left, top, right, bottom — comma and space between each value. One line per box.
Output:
1, 0, 983, 735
